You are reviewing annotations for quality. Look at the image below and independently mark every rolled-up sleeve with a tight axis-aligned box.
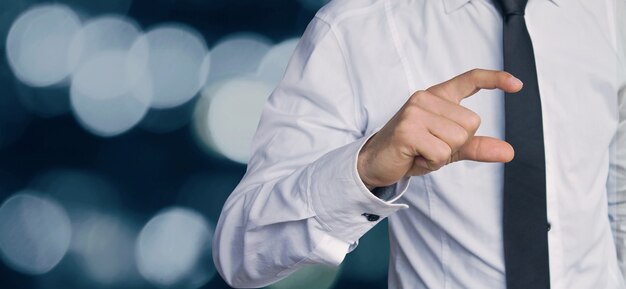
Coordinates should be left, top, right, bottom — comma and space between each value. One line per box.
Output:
212, 16, 410, 288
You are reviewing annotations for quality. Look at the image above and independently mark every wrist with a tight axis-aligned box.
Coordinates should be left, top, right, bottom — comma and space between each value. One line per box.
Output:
357, 140, 378, 191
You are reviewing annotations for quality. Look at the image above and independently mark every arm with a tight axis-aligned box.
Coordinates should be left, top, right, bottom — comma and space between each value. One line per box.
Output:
212, 17, 409, 288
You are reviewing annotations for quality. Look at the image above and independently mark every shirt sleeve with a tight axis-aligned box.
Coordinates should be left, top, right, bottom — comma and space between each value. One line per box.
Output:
212, 16, 410, 288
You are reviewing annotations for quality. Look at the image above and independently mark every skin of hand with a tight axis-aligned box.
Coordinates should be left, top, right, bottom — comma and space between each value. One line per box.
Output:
357, 69, 523, 190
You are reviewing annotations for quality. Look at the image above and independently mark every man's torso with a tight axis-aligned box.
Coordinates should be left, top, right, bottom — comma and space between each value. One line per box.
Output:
315, 0, 623, 288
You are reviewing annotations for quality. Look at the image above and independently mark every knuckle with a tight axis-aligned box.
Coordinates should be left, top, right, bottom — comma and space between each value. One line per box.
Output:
394, 121, 413, 139
401, 105, 428, 125
468, 68, 481, 79
452, 128, 469, 147
410, 90, 430, 106
431, 145, 452, 168
402, 104, 420, 118
394, 119, 420, 142
466, 112, 482, 130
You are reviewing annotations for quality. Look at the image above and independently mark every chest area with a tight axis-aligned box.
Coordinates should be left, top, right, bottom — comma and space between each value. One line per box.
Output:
350, 1, 618, 143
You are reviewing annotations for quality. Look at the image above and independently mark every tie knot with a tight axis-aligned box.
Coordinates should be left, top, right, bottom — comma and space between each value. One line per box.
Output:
494, 0, 528, 16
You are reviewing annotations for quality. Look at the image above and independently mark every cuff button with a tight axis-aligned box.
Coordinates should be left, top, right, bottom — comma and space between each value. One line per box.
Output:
362, 213, 380, 222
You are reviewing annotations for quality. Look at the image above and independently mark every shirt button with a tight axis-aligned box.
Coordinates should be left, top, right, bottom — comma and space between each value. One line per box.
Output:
547, 222, 552, 232
362, 213, 380, 222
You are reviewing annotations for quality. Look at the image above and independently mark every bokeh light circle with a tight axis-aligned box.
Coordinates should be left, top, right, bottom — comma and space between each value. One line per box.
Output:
257, 38, 299, 86
194, 77, 274, 163
208, 33, 271, 82
68, 15, 142, 73
130, 24, 209, 109
70, 50, 152, 137
73, 212, 139, 285
0, 192, 71, 275
28, 169, 140, 285
136, 207, 215, 289
6, 4, 81, 87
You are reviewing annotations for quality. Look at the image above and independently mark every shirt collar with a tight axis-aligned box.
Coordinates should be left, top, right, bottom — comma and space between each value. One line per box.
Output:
444, 0, 561, 14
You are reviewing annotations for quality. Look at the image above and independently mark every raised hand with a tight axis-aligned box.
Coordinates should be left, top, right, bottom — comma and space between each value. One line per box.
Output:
357, 69, 523, 190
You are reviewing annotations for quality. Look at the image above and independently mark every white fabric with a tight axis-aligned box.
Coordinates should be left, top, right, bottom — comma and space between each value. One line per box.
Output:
213, 0, 626, 288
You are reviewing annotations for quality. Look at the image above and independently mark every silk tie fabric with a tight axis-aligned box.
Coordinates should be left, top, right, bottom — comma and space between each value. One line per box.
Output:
495, 0, 551, 288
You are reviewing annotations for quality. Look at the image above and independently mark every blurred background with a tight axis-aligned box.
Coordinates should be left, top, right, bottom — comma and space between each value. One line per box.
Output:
0, 0, 392, 288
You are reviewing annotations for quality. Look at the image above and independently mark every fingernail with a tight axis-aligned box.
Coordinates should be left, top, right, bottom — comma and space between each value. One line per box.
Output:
509, 76, 523, 87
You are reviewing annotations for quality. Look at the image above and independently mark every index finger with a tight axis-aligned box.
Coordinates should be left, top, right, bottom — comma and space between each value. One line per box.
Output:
426, 69, 523, 103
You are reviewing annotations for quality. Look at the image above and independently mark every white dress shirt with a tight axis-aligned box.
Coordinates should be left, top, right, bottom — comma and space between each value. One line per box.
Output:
213, 0, 626, 288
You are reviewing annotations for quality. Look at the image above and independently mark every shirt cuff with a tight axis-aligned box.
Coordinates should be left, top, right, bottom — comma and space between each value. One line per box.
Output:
308, 130, 411, 244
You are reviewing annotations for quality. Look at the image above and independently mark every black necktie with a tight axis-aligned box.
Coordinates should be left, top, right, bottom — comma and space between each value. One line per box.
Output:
496, 0, 551, 288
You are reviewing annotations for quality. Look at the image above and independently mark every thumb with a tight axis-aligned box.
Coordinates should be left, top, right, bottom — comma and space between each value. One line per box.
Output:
454, 136, 515, 163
